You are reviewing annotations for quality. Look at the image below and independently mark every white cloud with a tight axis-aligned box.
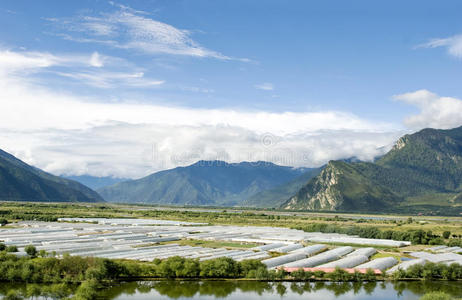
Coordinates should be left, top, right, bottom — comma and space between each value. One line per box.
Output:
0, 49, 164, 89
0, 49, 403, 178
1, 125, 401, 179
255, 82, 274, 91
48, 6, 244, 60
0, 50, 58, 71
56, 71, 164, 89
419, 34, 462, 58
393, 89, 462, 129
90, 52, 104, 67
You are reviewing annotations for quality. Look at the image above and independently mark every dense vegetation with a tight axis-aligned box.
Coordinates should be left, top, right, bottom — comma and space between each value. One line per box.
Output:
0, 250, 274, 283
283, 126, 462, 213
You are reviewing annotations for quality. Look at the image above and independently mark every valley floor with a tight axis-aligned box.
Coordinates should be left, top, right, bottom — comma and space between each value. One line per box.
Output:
1, 202, 462, 300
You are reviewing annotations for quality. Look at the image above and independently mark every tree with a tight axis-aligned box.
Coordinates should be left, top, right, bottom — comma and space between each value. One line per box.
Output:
6, 245, 18, 253
239, 259, 265, 277
255, 267, 270, 279
0, 243, 6, 251
199, 257, 239, 278
182, 259, 200, 278
25, 245, 37, 257
443, 231, 451, 239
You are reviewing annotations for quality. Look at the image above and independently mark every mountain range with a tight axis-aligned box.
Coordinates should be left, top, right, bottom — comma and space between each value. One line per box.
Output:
97, 161, 312, 206
0, 149, 103, 203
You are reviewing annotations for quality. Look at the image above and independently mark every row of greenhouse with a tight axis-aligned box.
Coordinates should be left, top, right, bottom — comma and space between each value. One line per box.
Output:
262, 246, 398, 271
426, 245, 462, 254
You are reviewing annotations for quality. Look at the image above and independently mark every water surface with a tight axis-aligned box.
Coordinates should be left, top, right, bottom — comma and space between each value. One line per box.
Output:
99, 281, 462, 300
2, 280, 462, 299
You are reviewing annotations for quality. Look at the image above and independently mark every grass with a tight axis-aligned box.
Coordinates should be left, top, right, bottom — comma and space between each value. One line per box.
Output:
314, 241, 397, 250
405, 193, 459, 206
160, 239, 260, 250
370, 252, 403, 261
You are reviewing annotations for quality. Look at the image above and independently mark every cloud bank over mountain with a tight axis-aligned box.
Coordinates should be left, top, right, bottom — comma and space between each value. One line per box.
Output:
0, 49, 405, 178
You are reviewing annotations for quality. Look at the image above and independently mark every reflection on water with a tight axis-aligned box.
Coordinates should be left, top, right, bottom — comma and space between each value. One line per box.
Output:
1, 281, 462, 300
99, 281, 462, 300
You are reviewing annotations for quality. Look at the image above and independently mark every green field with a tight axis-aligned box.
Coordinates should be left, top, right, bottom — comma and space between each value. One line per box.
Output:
161, 239, 260, 250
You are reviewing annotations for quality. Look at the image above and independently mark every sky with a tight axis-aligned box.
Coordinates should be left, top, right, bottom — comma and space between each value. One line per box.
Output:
1, 0, 462, 179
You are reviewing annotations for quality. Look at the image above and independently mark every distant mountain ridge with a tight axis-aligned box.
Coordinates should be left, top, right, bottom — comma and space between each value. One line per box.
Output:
65, 175, 129, 190
0, 149, 104, 203
282, 126, 462, 212
98, 160, 311, 206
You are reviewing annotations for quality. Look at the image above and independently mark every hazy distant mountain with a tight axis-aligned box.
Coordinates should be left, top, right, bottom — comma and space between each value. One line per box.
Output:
98, 160, 308, 206
65, 175, 129, 190
282, 126, 462, 213
243, 168, 321, 208
0, 149, 103, 203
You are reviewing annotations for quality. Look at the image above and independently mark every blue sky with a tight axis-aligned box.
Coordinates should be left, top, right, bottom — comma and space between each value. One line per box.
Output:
1, 0, 462, 178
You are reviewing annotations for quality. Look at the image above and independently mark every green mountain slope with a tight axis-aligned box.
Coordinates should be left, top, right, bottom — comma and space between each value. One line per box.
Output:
283, 161, 400, 211
0, 149, 104, 202
98, 161, 307, 206
282, 126, 462, 212
243, 168, 321, 208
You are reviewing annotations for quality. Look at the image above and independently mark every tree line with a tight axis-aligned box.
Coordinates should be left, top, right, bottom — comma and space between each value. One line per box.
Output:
293, 223, 462, 246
